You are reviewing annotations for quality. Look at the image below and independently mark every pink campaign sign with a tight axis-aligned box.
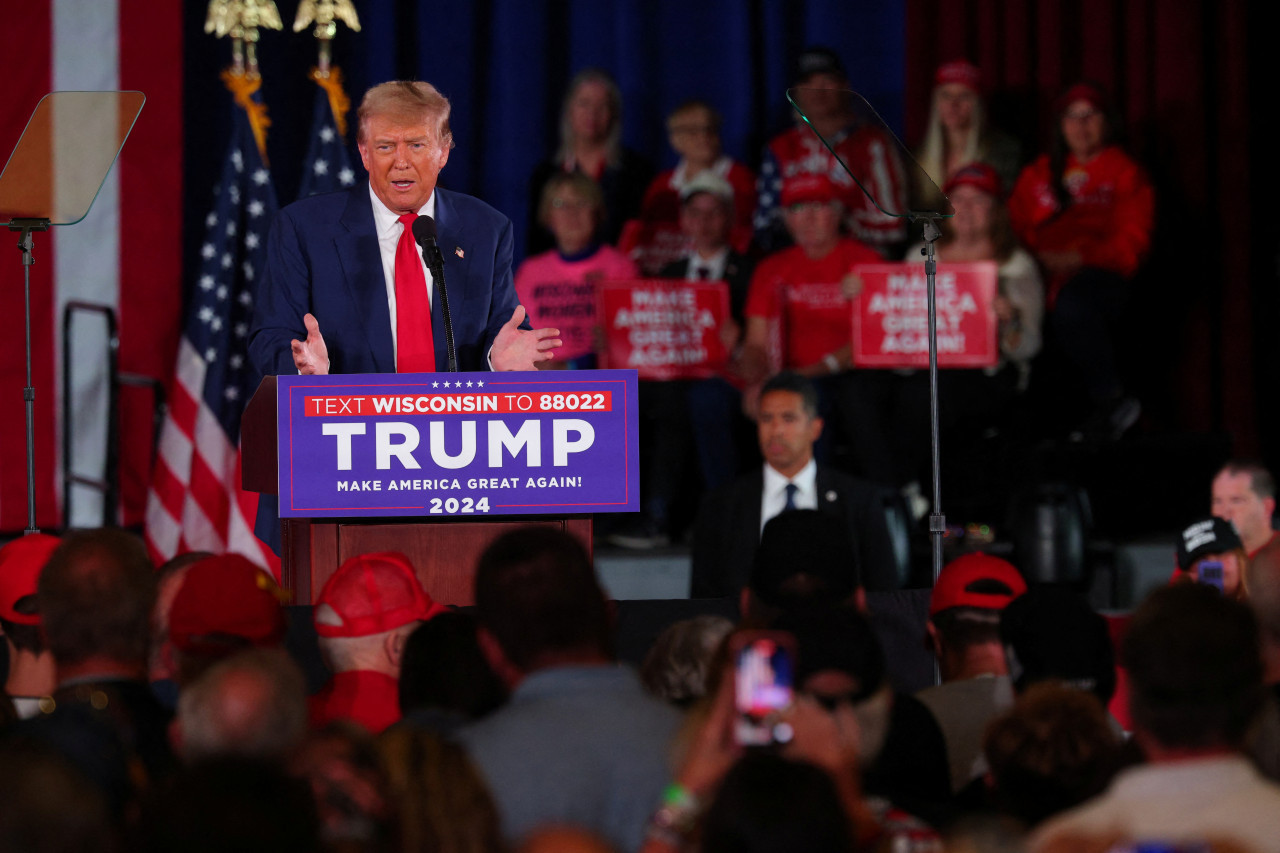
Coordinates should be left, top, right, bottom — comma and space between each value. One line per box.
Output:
851, 262, 999, 369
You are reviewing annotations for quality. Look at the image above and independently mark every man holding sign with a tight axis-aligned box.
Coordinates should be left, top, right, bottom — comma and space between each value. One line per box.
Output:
741, 174, 882, 465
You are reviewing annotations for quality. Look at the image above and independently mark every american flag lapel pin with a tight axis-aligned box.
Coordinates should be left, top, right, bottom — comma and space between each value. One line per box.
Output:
455, 247, 465, 259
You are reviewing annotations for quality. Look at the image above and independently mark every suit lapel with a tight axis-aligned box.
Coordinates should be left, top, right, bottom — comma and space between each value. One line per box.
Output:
336, 184, 395, 372
815, 467, 844, 513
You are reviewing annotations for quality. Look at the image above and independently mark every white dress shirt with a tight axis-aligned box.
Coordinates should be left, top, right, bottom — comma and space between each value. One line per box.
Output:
760, 458, 818, 534
685, 246, 730, 282
369, 185, 436, 363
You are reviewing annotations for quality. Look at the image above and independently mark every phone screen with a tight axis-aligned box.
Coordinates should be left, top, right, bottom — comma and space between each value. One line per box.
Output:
1197, 560, 1224, 592
733, 633, 796, 747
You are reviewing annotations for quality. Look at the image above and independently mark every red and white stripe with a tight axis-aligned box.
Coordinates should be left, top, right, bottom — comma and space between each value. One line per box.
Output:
144, 337, 276, 572
0, 1, 182, 533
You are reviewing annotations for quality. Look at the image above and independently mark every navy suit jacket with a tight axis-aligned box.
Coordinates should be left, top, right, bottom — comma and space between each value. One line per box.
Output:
247, 183, 523, 552
248, 182, 522, 377
690, 464, 907, 597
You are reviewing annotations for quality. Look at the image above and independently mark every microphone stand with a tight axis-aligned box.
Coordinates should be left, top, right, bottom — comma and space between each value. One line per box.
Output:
421, 244, 458, 373
10, 219, 48, 534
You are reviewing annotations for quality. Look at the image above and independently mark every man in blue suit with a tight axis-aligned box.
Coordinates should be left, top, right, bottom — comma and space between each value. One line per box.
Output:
249, 80, 560, 378
249, 80, 560, 551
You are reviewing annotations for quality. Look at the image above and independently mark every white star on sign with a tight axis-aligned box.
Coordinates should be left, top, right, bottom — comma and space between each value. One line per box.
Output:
476, 380, 484, 388
432, 381, 439, 388
466, 381, 473, 387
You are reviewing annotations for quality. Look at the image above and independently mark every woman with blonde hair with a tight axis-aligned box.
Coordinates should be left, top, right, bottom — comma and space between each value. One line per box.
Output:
527, 68, 653, 255
915, 60, 1021, 203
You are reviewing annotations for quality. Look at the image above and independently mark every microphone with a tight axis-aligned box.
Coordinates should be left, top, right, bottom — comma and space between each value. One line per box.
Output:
411, 215, 457, 372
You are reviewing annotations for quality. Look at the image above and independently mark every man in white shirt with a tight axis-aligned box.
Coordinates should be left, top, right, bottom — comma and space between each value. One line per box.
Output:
690, 371, 905, 597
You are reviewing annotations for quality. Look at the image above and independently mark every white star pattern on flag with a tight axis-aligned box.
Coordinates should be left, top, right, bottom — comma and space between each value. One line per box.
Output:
210, 317, 223, 332
245, 232, 259, 249
230, 354, 244, 368
234, 324, 248, 339
221, 253, 233, 269
225, 387, 240, 401
225, 221, 236, 237
248, 200, 265, 218
242, 261, 254, 280
205, 347, 217, 362
253, 168, 269, 185
300, 84, 357, 197
232, 150, 243, 171
198, 307, 214, 323
200, 275, 215, 291
202, 243, 215, 259
206, 212, 218, 227
239, 292, 253, 306
216, 285, 228, 300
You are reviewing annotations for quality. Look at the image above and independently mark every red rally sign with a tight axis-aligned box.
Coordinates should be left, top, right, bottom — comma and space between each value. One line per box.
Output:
597, 279, 730, 380
851, 262, 999, 369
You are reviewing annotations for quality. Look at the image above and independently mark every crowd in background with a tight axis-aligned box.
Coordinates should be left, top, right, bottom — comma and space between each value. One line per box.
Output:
510, 48, 1154, 548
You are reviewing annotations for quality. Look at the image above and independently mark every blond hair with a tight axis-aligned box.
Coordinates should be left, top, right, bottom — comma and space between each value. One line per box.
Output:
358, 80, 455, 150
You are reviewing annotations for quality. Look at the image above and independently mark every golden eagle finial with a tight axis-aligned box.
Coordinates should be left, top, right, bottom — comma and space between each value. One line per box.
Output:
294, 0, 362, 77
205, 0, 284, 78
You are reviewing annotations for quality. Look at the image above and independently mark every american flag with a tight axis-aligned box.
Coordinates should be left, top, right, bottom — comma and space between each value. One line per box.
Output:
298, 78, 357, 198
144, 89, 279, 571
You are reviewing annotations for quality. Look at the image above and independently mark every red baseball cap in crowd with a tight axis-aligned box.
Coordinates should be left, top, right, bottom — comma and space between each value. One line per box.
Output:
0, 534, 61, 625
168, 553, 288, 654
1056, 81, 1109, 115
781, 173, 841, 207
929, 552, 1027, 616
944, 162, 1004, 200
314, 552, 446, 639
934, 60, 982, 93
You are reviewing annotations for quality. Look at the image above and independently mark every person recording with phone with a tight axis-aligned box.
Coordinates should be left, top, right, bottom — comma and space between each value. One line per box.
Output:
1173, 516, 1248, 601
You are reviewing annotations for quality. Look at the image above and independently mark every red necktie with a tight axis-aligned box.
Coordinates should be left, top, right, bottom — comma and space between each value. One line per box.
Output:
394, 212, 436, 373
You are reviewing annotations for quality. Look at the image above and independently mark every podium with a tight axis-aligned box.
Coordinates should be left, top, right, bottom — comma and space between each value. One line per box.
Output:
242, 376, 593, 606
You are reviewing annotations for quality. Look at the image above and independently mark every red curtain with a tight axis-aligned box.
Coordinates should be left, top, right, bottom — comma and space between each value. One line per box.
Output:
906, 0, 1254, 450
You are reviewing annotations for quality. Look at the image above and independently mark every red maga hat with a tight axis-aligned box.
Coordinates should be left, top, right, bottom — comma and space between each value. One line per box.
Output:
944, 162, 1004, 199
929, 552, 1027, 616
0, 533, 61, 626
1056, 82, 1109, 115
781, 173, 841, 207
315, 552, 445, 639
168, 553, 288, 654
935, 60, 982, 92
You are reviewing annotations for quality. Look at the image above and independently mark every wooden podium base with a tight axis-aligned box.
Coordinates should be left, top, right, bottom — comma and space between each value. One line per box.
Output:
280, 515, 593, 606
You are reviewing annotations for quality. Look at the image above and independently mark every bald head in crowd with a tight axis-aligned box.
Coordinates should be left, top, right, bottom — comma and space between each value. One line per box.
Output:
174, 648, 308, 763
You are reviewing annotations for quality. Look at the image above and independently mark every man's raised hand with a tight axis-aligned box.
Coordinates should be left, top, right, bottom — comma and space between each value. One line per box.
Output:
491, 305, 561, 371
290, 312, 330, 375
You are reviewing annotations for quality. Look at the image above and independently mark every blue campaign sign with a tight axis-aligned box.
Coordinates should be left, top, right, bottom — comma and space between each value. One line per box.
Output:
275, 371, 640, 518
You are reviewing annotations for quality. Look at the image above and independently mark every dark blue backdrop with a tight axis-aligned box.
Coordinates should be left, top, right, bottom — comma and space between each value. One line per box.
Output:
183, 0, 906, 281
